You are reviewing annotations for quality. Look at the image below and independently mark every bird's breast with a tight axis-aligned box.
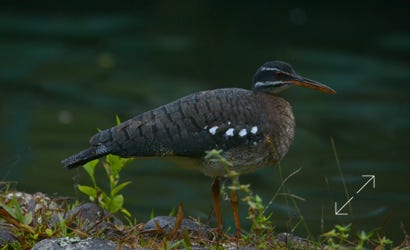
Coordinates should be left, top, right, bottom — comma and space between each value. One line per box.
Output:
196, 91, 295, 176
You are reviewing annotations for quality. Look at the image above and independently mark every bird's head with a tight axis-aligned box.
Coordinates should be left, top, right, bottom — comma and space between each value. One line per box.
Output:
252, 61, 336, 95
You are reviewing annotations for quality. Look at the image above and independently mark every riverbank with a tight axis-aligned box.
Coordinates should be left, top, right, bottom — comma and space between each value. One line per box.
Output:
1, 188, 408, 249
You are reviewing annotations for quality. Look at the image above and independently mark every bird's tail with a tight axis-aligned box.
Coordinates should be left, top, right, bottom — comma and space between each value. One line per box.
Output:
61, 146, 109, 169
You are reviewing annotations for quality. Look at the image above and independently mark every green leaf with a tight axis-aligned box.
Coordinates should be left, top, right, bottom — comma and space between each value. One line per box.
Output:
82, 159, 99, 187
83, 159, 99, 176
183, 230, 192, 248
77, 185, 97, 198
99, 192, 110, 210
335, 224, 351, 233
11, 197, 25, 223
115, 115, 121, 125
378, 236, 393, 245
23, 213, 33, 225
106, 154, 122, 180
120, 208, 131, 217
45, 228, 53, 237
109, 194, 124, 213
321, 229, 337, 238
32, 233, 39, 240
58, 214, 67, 236
168, 207, 176, 217
0, 202, 17, 218
106, 154, 131, 176
111, 181, 131, 196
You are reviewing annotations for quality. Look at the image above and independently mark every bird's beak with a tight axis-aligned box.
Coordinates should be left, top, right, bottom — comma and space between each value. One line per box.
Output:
288, 75, 336, 94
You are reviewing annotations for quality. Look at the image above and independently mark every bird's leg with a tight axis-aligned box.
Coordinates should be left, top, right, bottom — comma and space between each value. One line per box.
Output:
230, 188, 241, 238
211, 177, 223, 235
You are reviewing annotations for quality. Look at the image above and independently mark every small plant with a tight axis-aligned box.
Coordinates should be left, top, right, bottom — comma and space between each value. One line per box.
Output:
376, 235, 393, 249
321, 223, 352, 248
0, 190, 77, 249
77, 154, 132, 216
1, 196, 33, 226
321, 224, 396, 249
78, 115, 132, 216
356, 230, 373, 249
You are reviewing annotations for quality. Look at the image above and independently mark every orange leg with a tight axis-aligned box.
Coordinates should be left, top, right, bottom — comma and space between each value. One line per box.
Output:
211, 177, 223, 235
230, 188, 241, 238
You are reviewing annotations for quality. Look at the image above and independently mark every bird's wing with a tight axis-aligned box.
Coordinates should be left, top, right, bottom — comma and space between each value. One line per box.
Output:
89, 88, 265, 158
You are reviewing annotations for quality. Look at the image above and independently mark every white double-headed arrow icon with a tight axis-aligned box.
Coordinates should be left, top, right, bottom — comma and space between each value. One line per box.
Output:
334, 175, 375, 216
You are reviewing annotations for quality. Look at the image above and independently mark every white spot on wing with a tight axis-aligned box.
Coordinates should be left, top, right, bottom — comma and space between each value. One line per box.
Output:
225, 128, 234, 137
251, 126, 258, 134
209, 126, 218, 135
204, 125, 208, 129
239, 129, 247, 137
228, 121, 231, 125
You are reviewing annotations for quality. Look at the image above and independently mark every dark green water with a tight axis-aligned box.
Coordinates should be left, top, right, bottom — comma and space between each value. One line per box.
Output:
1, 1, 409, 243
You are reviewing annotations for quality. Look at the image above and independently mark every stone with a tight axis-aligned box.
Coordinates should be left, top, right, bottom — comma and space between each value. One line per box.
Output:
32, 237, 134, 250
142, 216, 212, 238
275, 232, 313, 249
0, 227, 17, 245
51, 202, 123, 237
65, 202, 122, 225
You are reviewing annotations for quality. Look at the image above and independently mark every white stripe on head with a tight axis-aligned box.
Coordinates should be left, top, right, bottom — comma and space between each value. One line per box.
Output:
260, 67, 280, 72
254, 81, 284, 88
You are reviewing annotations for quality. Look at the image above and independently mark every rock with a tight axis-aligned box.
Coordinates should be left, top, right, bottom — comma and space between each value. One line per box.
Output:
52, 202, 123, 236
65, 202, 122, 225
275, 232, 313, 249
32, 237, 135, 250
0, 227, 17, 245
142, 216, 212, 238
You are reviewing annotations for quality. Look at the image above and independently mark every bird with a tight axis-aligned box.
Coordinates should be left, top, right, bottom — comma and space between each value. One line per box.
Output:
62, 60, 336, 236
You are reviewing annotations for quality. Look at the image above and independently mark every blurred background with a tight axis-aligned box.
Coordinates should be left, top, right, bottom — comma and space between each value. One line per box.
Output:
1, 0, 409, 243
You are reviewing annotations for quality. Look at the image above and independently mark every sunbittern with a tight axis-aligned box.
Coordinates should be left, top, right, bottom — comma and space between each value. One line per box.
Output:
62, 60, 336, 236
